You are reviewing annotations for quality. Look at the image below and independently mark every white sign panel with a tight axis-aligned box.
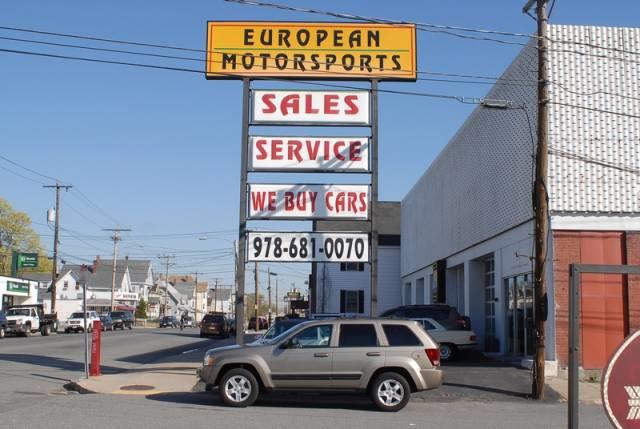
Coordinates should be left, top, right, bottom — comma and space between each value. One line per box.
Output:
247, 232, 369, 263
252, 90, 370, 125
249, 136, 370, 172
248, 184, 369, 220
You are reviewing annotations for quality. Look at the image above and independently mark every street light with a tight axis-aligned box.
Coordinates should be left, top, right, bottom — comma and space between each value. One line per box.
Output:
268, 270, 278, 326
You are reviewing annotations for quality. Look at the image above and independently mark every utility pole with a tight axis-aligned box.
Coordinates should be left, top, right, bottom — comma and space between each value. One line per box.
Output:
523, 0, 550, 401
43, 183, 72, 315
214, 278, 219, 312
192, 272, 199, 323
103, 228, 131, 312
158, 255, 173, 317
254, 262, 259, 328
275, 277, 278, 318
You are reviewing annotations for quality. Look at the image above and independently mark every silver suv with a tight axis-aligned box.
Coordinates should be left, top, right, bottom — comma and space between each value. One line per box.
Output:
198, 318, 442, 411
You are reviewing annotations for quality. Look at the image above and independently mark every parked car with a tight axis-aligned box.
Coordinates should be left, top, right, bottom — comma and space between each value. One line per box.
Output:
6, 305, 57, 336
99, 314, 115, 331
198, 318, 442, 411
110, 311, 134, 330
251, 318, 306, 344
248, 316, 269, 331
228, 318, 236, 335
65, 311, 100, 333
0, 310, 7, 338
380, 304, 471, 330
414, 318, 477, 361
159, 316, 179, 328
200, 313, 230, 338
183, 316, 195, 328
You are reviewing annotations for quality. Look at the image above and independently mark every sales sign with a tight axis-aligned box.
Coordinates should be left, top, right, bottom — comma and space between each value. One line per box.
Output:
249, 136, 370, 172
252, 90, 370, 125
248, 184, 369, 220
247, 232, 370, 263
602, 329, 640, 428
205, 22, 416, 80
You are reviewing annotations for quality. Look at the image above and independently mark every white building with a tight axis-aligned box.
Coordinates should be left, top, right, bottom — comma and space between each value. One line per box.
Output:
401, 25, 640, 371
313, 202, 402, 316
0, 276, 39, 310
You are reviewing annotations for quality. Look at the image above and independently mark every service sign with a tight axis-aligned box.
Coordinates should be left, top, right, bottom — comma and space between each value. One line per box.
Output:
602, 329, 640, 428
252, 90, 370, 125
248, 184, 369, 220
249, 136, 370, 172
247, 232, 370, 263
205, 22, 416, 80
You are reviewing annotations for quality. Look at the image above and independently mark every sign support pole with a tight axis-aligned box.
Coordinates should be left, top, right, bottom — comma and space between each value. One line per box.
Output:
234, 78, 250, 345
370, 79, 379, 317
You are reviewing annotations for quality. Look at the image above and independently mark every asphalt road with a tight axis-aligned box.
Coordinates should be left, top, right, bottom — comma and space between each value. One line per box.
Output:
0, 327, 224, 414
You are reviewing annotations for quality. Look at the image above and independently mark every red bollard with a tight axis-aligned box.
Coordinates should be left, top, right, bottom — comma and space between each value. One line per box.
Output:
90, 320, 101, 376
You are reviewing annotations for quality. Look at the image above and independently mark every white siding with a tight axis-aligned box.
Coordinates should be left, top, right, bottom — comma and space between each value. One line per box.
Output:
548, 25, 640, 214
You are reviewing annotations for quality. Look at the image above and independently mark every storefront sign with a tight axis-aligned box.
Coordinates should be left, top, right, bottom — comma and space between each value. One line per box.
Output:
252, 90, 370, 125
248, 184, 369, 220
18, 253, 38, 268
247, 231, 369, 263
206, 22, 416, 80
114, 291, 138, 301
602, 329, 640, 427
7, 281, 29, 295
249, 136, 370, 172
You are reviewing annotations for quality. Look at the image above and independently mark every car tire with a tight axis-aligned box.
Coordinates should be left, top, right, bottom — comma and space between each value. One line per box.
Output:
41, 325, 51, 336
199, 333, 204, 338
128, 324, 132, 330
24, 324, 31, 337
439, 343, 456, 362
370, 372, 411, 412
0, 327, 5, 338
219, 368, 259, 408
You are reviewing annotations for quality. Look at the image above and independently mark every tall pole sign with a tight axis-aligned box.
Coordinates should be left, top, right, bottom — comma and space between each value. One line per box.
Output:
207, 20, 417, 343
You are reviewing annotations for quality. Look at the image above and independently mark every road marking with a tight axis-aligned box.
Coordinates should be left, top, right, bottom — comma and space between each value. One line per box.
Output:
182, 348, 201, 354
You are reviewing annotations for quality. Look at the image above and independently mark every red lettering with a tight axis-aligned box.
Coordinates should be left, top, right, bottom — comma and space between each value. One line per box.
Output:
334, 192, 345, 213
324, 140, 331, 160
295, 192, 306, 211
347, 192, 357, 213
344, 94, 359, 115
325, 192, 334, 211
304, 94, 319, 114
271, 139, 283, 160
324, 94, 339, 114
306, 140, 320, 161
284, 192, 295, 211
333, 141, 346, 161
268, 192, 277, 211
261, 94, 276, 113
349, 141, 362, 161
358, 192, 367, 212
309, 192, 318, 213
288, 140, 303, 162
281, 94, 299, 116
256, 139, 268, 160
251, 192, 268, 211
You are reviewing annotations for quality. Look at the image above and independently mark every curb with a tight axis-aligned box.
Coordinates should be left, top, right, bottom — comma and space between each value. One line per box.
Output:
64, 381, 95, 395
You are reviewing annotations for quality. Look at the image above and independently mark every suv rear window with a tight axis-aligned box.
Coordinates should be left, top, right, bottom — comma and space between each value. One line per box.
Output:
383, 324, 422, 346
203, 315, 224, 323
338, 324, 378, 347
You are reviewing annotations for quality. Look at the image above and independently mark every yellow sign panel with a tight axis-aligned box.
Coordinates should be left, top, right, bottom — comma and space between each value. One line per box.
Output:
206, 22, 417, 80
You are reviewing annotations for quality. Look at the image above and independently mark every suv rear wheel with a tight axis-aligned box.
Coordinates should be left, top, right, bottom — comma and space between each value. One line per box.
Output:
219, 368, 259, 407
370, 372, 411, 412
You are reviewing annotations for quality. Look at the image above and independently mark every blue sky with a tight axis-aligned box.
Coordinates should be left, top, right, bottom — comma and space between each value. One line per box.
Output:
1, 0, 638, 295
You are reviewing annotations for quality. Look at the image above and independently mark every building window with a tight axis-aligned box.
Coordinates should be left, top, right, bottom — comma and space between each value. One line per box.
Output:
404, 282, 412, 305
416, 278, 425, 305
340, 262, 365, 272
340, 290, 364, 313
63, 281, 68, 290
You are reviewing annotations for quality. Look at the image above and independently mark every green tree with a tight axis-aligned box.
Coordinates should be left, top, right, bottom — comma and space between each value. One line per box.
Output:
136, 297, 148, 319
0, 197, 52, 276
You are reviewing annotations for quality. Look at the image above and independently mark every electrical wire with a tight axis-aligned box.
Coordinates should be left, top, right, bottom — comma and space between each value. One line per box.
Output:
0, 154, 61, 183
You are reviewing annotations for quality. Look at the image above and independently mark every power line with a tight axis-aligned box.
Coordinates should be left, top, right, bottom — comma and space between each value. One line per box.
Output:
0, 154, 61, 183
71, 188, 122, 227
549, 101, 640, 120
0, 162, 48, 185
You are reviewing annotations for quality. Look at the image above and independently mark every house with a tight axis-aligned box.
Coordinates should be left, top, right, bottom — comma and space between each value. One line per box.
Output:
400, 25, 640, 372
102, 258, 153, 302
208, 286, 232, 316
312, 201, 402, 316
23, 270, 82, 321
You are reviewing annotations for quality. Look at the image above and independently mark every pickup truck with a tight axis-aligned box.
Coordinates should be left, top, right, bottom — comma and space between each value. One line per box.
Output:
65, 311, 100, 333
5, 305, 57, 336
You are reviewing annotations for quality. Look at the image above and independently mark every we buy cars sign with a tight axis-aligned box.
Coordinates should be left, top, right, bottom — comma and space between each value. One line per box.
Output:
252, 90, 370, 125
248, 184, 369, 220
602, 329, 640, 428
249, 136, 369, 172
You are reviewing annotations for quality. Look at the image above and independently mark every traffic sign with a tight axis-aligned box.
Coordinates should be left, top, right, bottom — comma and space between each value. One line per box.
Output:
602, 329, 640, 428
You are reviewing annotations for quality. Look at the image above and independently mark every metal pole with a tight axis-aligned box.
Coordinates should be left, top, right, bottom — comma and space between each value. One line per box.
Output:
275, 278, 278, 318
44, 183, 72, 315
267, 268, 272, 326
568, 264, 580, 429
531, 0, 550, 400
235, 78, 250, 344
254, 262, 259, 328
110, 232, 119, 312
214, 279, 218, 312
193, 272, 199, 323
370, 79, 379, 317
83, 281, 89, 379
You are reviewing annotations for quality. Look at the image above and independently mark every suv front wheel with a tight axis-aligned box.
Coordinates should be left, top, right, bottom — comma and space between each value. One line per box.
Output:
219, 368, 259, 408
370, 372, 411, 412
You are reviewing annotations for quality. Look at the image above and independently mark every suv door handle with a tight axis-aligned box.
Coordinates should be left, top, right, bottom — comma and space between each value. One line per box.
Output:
314, 353, 329, 358
366, 352, 381, 357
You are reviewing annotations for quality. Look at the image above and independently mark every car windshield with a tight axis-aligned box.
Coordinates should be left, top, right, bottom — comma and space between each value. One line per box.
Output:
265, 321, 310, 344
263, 321, 300, 340
111, 312, 125, 317
70, 312, 86, 318
7, 308, 30, 316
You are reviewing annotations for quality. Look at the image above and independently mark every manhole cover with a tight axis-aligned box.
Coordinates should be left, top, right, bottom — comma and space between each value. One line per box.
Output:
120, 385, 155, 391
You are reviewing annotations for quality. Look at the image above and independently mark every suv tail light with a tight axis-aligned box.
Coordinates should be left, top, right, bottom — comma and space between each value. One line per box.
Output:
425, 348, 440, 367
470, 335, 477, 342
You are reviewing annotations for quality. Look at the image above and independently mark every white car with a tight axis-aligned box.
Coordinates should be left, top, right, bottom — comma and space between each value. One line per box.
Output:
414, 318, 477, 361
65, 311, 100, 333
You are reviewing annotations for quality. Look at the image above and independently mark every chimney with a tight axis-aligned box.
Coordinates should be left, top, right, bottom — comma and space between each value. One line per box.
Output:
125, 255, 129, 261
92, 256, 101, 273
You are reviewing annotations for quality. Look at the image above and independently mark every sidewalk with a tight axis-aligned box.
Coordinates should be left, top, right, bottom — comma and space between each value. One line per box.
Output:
545, 377, 602, 405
